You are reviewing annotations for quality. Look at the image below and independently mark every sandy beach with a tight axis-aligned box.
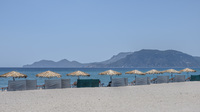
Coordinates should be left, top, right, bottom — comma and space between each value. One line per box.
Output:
1, 82, 200, 112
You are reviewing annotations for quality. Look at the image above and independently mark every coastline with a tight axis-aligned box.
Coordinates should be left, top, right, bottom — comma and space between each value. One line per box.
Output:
1, 82, 200, 112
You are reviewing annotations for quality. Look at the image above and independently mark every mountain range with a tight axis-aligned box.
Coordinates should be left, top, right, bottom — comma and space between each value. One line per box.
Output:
23, 49, 200, 68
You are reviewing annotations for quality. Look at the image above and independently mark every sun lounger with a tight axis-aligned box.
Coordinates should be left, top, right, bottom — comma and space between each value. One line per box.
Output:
8, 80, 26, 91
45, 79, 61, 89
185, 77, 191, 81
77, 79, 99, 88
169, 77, 174, 82
151, 78, 157, 83
1, 87, 8, 91
100, 83, 104, 87
156, 76, 169, 84
190, 75, 200, 81
111, 78, 127, 87
135, 77, 150, 85
173, 75, 185, 82
26, 80, 37, 90
36, 84, 45, 89
72, 81, 77, 88
61, 79, 71, 88
131, 80, 135, 85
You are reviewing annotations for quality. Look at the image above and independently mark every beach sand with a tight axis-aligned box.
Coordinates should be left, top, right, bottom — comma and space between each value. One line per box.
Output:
0, 82, 200, 112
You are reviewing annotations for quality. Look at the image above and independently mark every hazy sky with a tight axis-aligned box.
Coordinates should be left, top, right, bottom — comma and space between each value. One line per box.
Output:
0, 0, 200, 67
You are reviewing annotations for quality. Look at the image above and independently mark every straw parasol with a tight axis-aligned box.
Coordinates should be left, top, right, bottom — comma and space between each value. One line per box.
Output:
99, 70, 122, 80
66, 70, 90, 79
125, 70, 145, 79
145, 69, 162, 74
0, 71, 27, 81
180, 68, 196, 77
162, 69, 181, 77
36, 71, 61, 78
145, 69, 163, 78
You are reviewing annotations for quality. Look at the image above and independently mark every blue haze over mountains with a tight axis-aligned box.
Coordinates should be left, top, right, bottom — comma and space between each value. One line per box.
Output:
23, 50, 200, 68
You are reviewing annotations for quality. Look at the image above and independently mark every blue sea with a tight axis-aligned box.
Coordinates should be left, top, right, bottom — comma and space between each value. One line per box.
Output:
0, 68, 199, 87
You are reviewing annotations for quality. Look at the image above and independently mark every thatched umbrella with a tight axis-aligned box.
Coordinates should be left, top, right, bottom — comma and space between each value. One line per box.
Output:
0, 71, 27, 81
125, 70, 146, 79
162, 69, 181, 77
180, 68, 196, 77
99, 70, 122, 80
36, 71, 61, 78
145, 69, 163, 78
66, 70, 90, 79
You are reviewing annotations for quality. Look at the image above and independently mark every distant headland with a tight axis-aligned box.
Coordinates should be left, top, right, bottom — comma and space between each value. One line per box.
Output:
23, 49, 200, 68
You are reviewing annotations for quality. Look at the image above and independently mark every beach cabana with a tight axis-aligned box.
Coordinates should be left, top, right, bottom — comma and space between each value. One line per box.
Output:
98, 70, 122, 80
36, 71, 61, 78
162, 69, 181, 77
0, 71, 27, 81
180, 68, 196, 78
125, 70, 145, 79
66, 70, 90, 79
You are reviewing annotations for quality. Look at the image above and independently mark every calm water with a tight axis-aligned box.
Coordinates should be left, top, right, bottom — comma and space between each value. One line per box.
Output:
0, 68, 199, 87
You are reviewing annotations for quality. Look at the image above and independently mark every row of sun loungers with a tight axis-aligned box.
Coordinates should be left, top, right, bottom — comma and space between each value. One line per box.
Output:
149, 75, 186, 84
2, 75, 200, 91
4, 79, 100, 91
112, 75, 199, 87
156, 75, 185, 83
8, 80, 36, 91
6, 79, 71, 91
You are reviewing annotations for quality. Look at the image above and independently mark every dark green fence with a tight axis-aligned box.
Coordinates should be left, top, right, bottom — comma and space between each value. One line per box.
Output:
190, 75, 200, 81
77, 79, 99, 88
